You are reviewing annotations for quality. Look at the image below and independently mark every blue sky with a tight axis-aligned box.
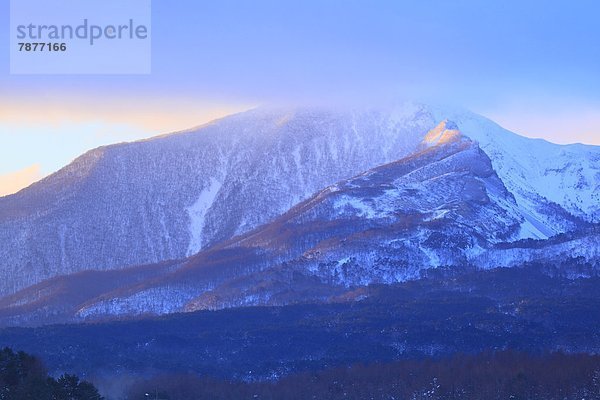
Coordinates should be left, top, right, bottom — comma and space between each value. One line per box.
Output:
1, 0, 599, 193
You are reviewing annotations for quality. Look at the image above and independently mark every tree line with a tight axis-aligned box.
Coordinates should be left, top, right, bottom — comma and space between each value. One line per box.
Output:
127, 351, 600, 400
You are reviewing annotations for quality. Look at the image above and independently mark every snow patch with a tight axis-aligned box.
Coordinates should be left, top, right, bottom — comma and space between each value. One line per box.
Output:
77, 285, 205, 317
186, 178, 223, 255
420, 245, 441, 267
424, 209, 449, 222
334, 196, 381, 218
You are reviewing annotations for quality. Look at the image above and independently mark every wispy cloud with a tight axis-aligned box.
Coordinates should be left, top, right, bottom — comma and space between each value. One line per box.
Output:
0, 96, 251, 133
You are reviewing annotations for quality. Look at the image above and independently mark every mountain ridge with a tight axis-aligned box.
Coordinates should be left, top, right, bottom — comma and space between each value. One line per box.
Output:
0, 104, 597, 322
0, 121, 596, 326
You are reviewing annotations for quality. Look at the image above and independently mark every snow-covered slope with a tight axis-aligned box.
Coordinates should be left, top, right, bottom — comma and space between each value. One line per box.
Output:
0, 106, 433, 295
0, 104, 597, 297
1, 124, 596, 326
432, 107, 600, 235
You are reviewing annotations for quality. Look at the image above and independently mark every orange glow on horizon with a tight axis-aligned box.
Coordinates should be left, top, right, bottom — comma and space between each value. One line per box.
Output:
0, 164, 43, 197
0, 96, 254, 136
0, 96, 254, 195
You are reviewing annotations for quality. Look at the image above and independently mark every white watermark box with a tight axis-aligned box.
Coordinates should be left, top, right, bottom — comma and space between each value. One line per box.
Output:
10, 0, 151, 74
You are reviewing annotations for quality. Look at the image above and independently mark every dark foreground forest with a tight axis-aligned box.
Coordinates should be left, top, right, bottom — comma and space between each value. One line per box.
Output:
129, 352, 600, 399
0, 347, 102, 399
3, 347, 599, 399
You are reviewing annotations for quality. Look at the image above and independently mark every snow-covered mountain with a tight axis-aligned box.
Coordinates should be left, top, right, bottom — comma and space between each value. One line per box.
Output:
0, 122, 597, 326
430, 107, 600, 234
0, 104, 598, 301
